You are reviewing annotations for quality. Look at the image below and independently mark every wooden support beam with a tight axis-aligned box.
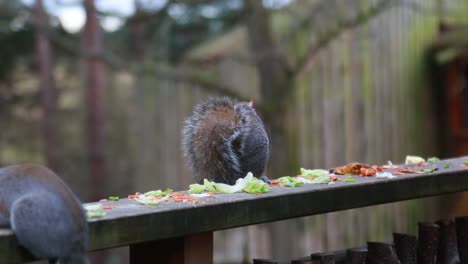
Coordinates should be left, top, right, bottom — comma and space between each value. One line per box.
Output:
130, 232, 213, 264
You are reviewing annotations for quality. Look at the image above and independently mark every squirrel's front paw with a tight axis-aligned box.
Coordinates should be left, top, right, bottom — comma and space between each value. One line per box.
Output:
259, 175, 271, 184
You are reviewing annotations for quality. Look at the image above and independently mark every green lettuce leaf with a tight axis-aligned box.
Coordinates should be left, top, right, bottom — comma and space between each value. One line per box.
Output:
189, 172, 269, 194
188, 183, 206, 194
343, 177, 357, 182
300, 168, 329, 179
278, 176, 303, 187
243, 177, 270, 193
144, 188, 173, 197
311, 174, 331, 184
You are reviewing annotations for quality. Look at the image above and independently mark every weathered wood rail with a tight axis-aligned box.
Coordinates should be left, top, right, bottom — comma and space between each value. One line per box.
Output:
2, 156, 468, 263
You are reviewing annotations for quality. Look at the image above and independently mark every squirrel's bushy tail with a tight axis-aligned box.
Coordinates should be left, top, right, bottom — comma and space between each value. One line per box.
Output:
11, 192, 88, 264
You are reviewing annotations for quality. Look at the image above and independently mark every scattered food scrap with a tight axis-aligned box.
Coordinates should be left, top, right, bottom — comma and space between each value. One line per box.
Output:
376, 172, 397, 179
277, 176, 303, 187
334, 162, 372, 175
114, 155, 467, 209
405, 155, 425, 165
132, 189, 175, 205
300, 168, 329, 179
343, 177, 357, 182
85, 204, 106, 219
427, 157, 440, 163
419, 167, 438, 173
189, 172, 269, 194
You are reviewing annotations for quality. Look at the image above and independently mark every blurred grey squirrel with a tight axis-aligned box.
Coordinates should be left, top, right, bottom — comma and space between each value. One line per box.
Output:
0, 164, 88, 264
182, 97, 270, 184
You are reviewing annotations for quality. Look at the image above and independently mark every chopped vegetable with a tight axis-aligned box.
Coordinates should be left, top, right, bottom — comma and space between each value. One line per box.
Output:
330, 175, 339, 181
212, 182, 245, 194
145, 189, 173, 197
278, 176, 303, 187
189, 193, 212, 198
243, 177, 270, 193
85, 204, 106, 219
135, 195, 170, 205
270, 179, 280, 185
444, 163, 452, 168
420, 167, 438, 173
189, 183, 206, 194
108, 196, 119, 201
405, 155, 425, 165
427, 157, 440, 163
295, 177, 314, 184
335, 163, 372, 175
311, 174, 331, 184
300, 168, 329, 179
86, 210, 106, 219
360, 168, 377, 177
128, 192, 141, 199
84, 204, 102, 211
343, 177, 357, 182
376, 172, 397, 179
203, 179, 218, 193
188, 172, 269, 194
170, 192, 198, 202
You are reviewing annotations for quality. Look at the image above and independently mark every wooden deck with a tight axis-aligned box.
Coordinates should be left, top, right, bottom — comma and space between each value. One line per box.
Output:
2, 156, 468, 263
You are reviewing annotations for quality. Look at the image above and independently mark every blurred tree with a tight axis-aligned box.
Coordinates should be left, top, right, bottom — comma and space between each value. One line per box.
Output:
0, 0, 34, 81
82, 0, 107, 201
241, 0, 398, 259
243, 1, 295, 259
33, 0, 60, 171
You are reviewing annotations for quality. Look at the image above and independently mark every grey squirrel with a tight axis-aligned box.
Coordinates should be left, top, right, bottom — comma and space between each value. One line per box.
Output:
182, 97, 269, 184
0, 164, 88, 264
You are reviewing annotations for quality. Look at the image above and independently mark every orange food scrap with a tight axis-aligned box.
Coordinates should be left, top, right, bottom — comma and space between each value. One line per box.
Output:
360, 167, 377, 177
335, 162, 372, 175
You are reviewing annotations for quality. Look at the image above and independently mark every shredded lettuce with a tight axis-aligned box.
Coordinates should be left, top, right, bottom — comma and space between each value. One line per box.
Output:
188, 183, 206, 194
188, 172, 269, 194
85, 204, 106, 219
243, 177, 270, 193
376, 172, 397, 179
135, 195, 170, 205
145, 188, 173, 197
311, 174, 331, 184
278, 176, 303, 187
204, 179, 218, 193
427, 157, 440, 163
343, 177, 357, 182
300, 168, 329, 179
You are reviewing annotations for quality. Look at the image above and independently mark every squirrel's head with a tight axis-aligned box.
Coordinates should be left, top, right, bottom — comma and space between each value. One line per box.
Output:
234, 101, 254, 116
234, 101, 264, 127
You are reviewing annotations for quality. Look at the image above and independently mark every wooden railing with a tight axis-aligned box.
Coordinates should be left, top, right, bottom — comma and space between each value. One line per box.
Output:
2, 156, 468, 263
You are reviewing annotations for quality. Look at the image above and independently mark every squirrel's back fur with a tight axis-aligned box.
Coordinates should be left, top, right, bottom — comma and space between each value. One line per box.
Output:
182, 97, 269, 184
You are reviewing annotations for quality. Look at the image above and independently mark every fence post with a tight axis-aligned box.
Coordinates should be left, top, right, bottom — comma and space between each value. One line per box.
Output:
129, 232, 213, 264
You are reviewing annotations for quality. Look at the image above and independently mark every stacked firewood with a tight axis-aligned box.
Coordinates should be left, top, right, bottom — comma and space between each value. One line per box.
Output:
253, 216, 468, 264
